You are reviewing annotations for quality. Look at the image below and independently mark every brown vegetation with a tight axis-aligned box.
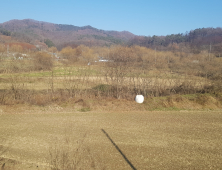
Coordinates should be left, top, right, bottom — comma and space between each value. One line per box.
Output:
5, 42, 36, 51
0, 44, 221, 110
0, 41, 222, 170
33, 52, 53, 71
0, 30, 222, 108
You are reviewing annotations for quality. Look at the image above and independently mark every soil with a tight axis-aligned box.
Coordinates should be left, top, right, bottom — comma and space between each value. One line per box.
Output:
0, 107, 222, 169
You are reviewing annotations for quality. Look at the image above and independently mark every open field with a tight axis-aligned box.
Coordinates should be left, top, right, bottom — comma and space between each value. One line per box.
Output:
0, 48, 222, 170
0, 109, 222, 170
1, 35, 222, 170
0, 63, 209, 92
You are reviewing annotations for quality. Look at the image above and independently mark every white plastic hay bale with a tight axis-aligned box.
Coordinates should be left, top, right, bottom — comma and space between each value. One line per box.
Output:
135, 95, 144, 104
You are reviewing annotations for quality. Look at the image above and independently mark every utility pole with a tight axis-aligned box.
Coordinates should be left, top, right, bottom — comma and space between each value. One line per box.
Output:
155, 48, 156, 64
209, 43, 211, 61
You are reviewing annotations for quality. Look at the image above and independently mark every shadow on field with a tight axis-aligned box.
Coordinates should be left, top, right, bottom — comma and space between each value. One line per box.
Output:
101, 129, 137, 170
0, 139, 11, 170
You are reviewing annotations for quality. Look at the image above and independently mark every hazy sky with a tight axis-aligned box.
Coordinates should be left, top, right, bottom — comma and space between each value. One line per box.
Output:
1, 0, 222, 36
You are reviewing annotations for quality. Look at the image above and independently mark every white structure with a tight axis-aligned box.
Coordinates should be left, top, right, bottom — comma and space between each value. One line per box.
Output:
14, 56, 23, 60
99, 59, 109, 62
22, 54, 27, 57
135, 95, 144, 104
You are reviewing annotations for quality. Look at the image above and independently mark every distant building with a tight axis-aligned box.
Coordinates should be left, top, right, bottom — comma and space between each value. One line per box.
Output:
97, 56, 109, 62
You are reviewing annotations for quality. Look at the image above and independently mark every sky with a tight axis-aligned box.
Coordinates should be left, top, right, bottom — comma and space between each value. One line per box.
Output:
1, 0, 222, 36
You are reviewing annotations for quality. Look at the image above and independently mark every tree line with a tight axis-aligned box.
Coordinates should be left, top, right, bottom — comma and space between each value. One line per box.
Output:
128, 27, 222, 54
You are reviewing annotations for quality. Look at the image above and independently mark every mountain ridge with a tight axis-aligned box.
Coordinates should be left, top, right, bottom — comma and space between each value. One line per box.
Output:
0, 19, 135, 49
1, 19, 222, 54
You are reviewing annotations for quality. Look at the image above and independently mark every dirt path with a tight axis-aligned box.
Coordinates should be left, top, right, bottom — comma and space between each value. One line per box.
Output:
0, 110, 222, 169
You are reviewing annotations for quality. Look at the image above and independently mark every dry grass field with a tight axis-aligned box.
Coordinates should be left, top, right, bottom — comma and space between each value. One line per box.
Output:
0, 108, 222, 170
0, 47, 222, 170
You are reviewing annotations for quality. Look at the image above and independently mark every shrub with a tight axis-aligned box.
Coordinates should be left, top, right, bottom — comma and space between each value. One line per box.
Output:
33, 52, 53, 71
44, 39, 55, 47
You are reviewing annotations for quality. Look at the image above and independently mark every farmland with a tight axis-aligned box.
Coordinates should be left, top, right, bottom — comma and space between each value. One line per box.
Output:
0, 110, 222, 170
0, 44, 222, 169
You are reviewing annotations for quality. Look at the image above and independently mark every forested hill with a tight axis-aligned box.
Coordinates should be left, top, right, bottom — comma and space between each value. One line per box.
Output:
128, 27, 222, 54
0, 19, 222, 54
0, 19, 135, 49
